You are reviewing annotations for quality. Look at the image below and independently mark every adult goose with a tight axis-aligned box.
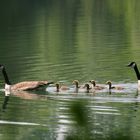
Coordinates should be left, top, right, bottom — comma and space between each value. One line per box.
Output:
127, 62, 140, 87
0, 64, 53, 91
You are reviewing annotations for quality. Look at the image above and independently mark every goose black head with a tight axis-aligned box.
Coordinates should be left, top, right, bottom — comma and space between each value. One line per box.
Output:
0, 64, 4, 70
127, 62, 136, 68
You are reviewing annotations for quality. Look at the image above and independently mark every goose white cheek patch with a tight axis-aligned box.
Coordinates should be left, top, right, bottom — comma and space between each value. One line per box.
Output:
5, 84, 11, 91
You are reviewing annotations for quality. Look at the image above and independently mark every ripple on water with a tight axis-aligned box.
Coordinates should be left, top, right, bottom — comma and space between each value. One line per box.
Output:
0, 120, 42, 126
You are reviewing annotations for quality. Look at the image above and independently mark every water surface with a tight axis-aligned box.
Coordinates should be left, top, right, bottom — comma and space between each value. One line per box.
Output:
0, 0, 140, 139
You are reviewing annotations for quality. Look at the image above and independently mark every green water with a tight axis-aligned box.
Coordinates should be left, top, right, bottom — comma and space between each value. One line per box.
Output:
0, 0, 140, 139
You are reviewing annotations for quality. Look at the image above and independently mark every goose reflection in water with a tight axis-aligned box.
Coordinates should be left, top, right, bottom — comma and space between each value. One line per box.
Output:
2, 90, 10, 112
3, 90, 47, 100
1, 90, 49, 112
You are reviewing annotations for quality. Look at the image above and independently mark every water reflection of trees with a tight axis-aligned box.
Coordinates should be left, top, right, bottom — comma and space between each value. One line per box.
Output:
1, 0, 140, 82
1, 90, 48, 112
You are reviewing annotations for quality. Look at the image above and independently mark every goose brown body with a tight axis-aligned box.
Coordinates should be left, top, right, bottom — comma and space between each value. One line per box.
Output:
0, 65, 53, 91
10, 81, 51, 91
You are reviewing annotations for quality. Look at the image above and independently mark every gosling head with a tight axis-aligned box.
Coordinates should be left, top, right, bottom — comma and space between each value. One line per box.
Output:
84, 83, 91, 93
127, 62, 136, 68
89, 80, 96, 86
106, 81, 112, 89
84, 83, 90, 90
72, 80, 79, 83
72, 80, 79, 88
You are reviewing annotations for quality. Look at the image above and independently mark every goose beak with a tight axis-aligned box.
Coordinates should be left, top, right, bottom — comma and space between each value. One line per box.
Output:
126, 64, 131, 67
126, 62, 135, 67
47, 81, 54, 85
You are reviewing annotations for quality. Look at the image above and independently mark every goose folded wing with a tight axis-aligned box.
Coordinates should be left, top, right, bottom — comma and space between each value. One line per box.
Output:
11, 81, 48, 91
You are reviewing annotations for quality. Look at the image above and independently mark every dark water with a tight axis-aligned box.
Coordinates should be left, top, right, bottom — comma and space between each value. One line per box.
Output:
1, 0, 140, 139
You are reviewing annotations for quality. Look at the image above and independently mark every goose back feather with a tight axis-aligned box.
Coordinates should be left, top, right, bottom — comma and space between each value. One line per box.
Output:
0, 64, 53, 91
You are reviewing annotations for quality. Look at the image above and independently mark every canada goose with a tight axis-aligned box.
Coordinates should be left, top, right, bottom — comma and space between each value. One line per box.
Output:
89, 80, 105, 90
55, 83, 69, 92
106, 81, 124, 90
72, 80, 80, 88
72, 80, 86, 93
84, 83, 92, 93
0, 64, 53, 91
72, 80, 80, 93
127, 62, 140, 87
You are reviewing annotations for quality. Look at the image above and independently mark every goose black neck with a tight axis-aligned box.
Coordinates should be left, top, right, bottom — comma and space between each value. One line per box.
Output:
134, 64, 140, 80
2, 68, 11, 85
